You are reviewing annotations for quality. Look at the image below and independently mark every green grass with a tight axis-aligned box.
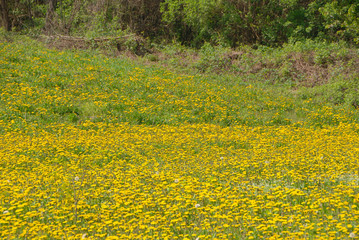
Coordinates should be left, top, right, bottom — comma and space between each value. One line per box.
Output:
1, 35, 359, 240
1, 36, 357, 130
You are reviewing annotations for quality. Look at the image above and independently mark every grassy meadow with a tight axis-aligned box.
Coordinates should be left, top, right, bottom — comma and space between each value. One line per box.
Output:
1, 37, 359, 239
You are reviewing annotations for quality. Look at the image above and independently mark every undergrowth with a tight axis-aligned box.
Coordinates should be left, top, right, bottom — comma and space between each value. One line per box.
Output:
148, 39, 359, 110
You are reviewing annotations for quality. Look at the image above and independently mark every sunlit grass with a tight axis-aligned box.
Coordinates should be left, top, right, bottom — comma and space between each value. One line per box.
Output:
0, 37, 359, 239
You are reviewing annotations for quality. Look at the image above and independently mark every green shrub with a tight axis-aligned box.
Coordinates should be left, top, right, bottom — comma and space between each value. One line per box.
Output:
3, 0, 359, 47
319, 0, 359, 45
195, 43, 231, 72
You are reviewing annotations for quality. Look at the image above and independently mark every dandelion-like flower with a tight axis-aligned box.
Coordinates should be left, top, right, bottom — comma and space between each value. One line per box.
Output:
174, 179, 179, 183
74, 176, 79, 181
349, 232, 357, 238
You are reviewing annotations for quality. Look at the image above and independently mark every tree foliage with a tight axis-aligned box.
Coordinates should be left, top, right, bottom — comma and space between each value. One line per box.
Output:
0, 0, 358, 47
160, 0, 359, 47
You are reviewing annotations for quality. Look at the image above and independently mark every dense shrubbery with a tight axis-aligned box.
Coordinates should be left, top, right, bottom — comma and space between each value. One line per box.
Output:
160, 0, 359, 47
1, 0, 163, 38
1, 0, 358, 47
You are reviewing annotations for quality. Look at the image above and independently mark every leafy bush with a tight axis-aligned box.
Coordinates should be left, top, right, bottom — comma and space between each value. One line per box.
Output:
3, 0, 359, 47
160, 0, 359, 47
195, 43, 232, 72
319, 0, 359, 45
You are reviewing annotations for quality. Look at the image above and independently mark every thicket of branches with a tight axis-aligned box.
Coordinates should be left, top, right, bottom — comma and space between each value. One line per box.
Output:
1, 0, 358, 47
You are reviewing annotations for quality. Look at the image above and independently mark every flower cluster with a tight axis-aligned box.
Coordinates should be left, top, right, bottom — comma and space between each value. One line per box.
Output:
0, 39, 358, 239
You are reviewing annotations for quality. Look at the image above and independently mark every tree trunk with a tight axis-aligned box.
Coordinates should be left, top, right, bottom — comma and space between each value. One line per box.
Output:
45, 0, 57, 34
0, 0, 10, 31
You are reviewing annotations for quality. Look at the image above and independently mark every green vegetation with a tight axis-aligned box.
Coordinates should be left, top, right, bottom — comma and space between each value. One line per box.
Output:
1, 1, 359, 238
1, 35, 359, 240
2, 0, 359, 47
1, 35, 358, 129
153, 40, 359, 109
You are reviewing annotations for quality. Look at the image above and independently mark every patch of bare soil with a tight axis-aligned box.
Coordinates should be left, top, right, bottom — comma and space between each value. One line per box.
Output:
287, 52, 330, 87
232, 50, 359, 87
291, 51, 359, 87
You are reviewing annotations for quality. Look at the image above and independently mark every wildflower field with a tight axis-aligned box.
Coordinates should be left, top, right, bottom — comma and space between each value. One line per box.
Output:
1, 38, 359, 240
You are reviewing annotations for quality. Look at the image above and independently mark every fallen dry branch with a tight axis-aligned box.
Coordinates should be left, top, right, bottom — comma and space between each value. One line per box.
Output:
38, 33, 150, 56
40, 34, 136, 43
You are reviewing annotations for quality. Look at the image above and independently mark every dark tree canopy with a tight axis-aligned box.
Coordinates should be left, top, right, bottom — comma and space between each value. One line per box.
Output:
1, 0, 358, 47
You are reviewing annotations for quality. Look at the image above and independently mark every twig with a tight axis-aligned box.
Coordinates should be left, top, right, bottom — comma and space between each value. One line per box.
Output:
39, 34, 136, 43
